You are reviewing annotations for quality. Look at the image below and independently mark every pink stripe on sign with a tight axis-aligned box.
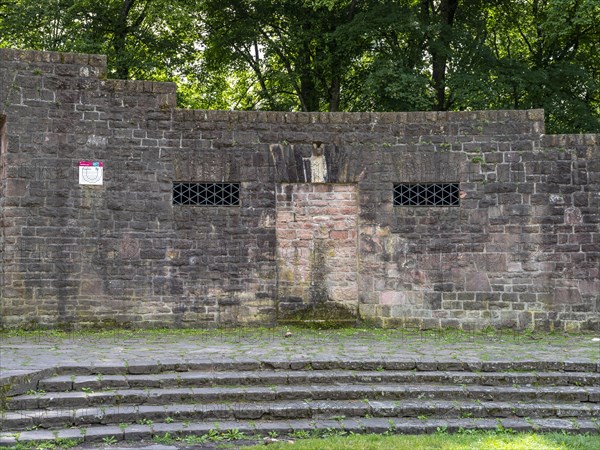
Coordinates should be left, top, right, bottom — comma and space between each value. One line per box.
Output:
79, 161, 103, 167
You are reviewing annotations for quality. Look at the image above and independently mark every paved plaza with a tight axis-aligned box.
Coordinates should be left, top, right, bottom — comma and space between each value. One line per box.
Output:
2, 327, 599, 385
1, 327, 599, 449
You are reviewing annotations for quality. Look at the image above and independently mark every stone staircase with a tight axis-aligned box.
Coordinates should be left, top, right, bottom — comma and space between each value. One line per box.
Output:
1, 359, 599, 445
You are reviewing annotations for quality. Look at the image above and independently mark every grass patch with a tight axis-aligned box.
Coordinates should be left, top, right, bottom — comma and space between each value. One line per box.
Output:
3, 432, 599, 450
244, 431, 600, 450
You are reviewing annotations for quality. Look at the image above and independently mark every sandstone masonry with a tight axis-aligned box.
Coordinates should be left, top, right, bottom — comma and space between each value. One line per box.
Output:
0, 49, 598, 330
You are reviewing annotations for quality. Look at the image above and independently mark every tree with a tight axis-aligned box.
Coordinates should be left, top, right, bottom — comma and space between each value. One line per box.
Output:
422, 0, 459, 111
1, 0, 599, 132
0, 0, 201, 80
482, 0, 600, 133
0, 0, 76, 51
199, 0, 386, 112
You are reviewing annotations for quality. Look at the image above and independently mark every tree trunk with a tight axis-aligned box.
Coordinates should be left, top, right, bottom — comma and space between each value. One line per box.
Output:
299, 23, 319, 111
113, 0, 137, 79
431, 0, 458, 111
329, 75, 340, 112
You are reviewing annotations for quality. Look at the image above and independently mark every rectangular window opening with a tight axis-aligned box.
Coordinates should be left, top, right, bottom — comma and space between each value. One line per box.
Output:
394, 183, 460, 207
173, 182, 240, 206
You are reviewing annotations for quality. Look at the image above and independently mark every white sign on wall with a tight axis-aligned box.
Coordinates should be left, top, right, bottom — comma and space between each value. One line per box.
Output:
79, 161, 103, 185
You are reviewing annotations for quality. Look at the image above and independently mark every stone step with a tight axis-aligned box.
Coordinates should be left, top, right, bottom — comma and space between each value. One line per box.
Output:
8, 383, 599, 411
48, 359, 600, 376
36, 369, 600, 392
1, 417, 599, 446
3, 399, 599, 431
4, 358, 600, 445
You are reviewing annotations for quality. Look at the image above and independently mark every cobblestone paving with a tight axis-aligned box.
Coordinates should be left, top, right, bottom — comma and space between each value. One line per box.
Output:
1, 328, 599, 449
2, 328, 599, 381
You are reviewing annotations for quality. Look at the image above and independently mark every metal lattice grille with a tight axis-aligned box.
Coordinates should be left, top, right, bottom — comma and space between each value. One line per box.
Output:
173, 183, 240, 206
394, 183, 460, 206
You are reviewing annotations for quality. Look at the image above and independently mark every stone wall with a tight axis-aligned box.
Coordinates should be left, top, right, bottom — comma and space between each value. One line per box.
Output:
0, 48, 598, 330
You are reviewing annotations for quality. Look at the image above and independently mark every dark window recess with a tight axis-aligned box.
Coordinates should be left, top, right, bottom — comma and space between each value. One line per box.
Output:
394, 183, 460, 206
173, 182, 240, 206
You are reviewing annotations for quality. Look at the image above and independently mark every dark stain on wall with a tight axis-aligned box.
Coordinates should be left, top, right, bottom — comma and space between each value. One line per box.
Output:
0, 48, 598, 331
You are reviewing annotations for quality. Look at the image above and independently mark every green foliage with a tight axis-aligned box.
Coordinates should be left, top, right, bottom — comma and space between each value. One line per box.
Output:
25, 389, 46, 397
0, 0, 201, 80
6, 439, 82, 450
1, 0, 598, 132
152, 432, 174, 444
222, 428, 246, 440
101, 435, 117, 446
472, 0, 600, 133
198, 0, 376, 112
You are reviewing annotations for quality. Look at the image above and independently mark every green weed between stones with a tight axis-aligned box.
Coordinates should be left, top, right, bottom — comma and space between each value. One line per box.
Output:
136, 418, 153, 426
4, 438, 82, 450
101, 436, 117, 445
151, 428, 246, 445
0, 325, 597, 344
25, 389, 46, 397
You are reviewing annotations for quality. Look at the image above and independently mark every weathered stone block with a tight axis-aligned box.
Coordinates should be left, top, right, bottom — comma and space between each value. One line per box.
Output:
0, 48, 598, 331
